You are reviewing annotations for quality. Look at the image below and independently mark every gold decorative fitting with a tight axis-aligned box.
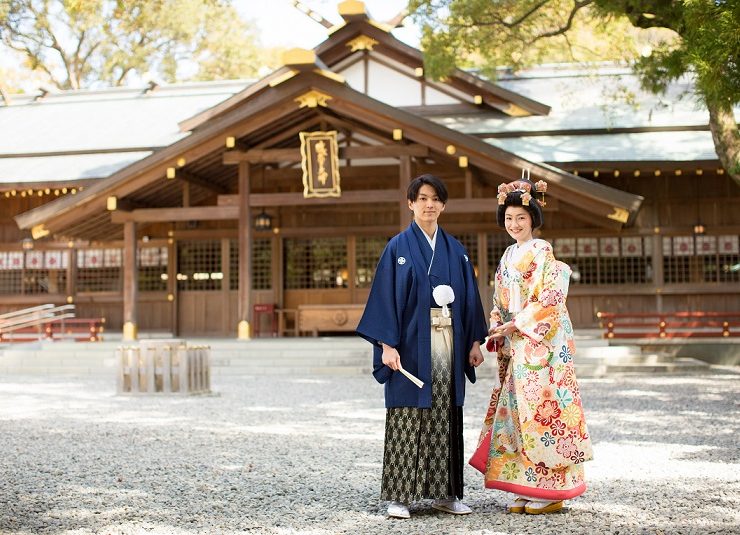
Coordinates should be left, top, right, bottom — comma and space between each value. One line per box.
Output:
674, 169, 682, 176
295, 90, 332, 108
282, 48, 316, 66
338, 0, 366, 16
607, 207, 629, 223
474, 95, 483, 105
268, 69, 298, 87
367, 19, 393, 33
237, 320, 251, 340
31, 224, 49, 240
66, 296, 74, 304
414, 67, 424, 77
167, 294, 174, 302
392, 129, 403, 141
634, 170, 641, 177
177, 157, 186, 167
347, 35, 378, 52
446, 145, 456, 155
314, 69, 345, 83
696, 169, 703, 176
504, 103, 530, 117
614, 170, 620, 177
654, 170, 661, 176
458, 156, 468, 168
106, 196, 117, 211
593, 170, 599, 178
717, 168, 725, 175
166, 167, 176, 179
123, 321, 138, 341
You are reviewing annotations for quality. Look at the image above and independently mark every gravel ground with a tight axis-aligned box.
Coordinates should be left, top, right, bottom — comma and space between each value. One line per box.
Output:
1, 369, 739, 535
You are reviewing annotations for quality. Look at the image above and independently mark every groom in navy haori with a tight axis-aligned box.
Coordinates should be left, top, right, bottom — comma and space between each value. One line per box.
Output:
357, 174, 488, 519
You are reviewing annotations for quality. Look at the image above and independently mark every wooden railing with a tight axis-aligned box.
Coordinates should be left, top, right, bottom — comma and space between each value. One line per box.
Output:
0, 304, 105, 342
597, 311, 740, 339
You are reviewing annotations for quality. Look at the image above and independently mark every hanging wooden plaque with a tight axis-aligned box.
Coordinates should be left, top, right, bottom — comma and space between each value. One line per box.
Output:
300, 131, 341, 198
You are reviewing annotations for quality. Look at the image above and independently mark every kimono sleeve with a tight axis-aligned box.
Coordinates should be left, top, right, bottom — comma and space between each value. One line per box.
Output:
356, 242, 401, 384
489, 266, 504, 328
462, 252, 487, 346
513, 251, 571, 343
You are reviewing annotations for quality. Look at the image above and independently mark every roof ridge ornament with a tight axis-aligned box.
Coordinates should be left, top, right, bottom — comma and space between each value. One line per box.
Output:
347, 35, 378, 52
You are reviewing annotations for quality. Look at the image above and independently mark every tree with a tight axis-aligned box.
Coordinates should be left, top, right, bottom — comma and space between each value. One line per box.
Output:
0, 0, 274, 90
410, 0, 740, 186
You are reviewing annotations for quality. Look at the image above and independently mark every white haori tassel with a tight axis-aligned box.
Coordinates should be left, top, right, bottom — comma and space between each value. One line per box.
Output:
509, 281, 522, 313
432, 284, 455, 318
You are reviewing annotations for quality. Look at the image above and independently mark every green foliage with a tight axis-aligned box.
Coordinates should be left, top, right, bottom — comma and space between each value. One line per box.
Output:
0, 0, 273, 89
595, 0, 740, 107
409, 0, 643, 80
410, 0, 740, 184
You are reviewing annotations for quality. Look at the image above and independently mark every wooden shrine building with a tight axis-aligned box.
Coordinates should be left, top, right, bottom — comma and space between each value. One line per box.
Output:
2, 1, 738, 338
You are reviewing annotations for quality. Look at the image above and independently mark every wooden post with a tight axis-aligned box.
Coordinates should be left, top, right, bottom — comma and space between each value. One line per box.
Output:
123, 220, 138, 340
272, 235, 282, 311
465, 168, 473, 199
66, 246, 77, 304
237, 161, 252, 339
651, 233, 664, 313
167, 236, 178, 336
221, 237, 231, 336
399, 155, 412, 231
182, 182, 190, 207
477, 231, 489, 306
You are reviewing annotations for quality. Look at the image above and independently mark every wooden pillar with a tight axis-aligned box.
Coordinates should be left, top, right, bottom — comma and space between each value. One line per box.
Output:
237, 161, 252, 339
399, 155, 412, 231
272, 234, 282, 308
651, 232, 664, 313
464, 168, 473, 199
122, 221, 138, 340
221, 237, 231, 336
182, 182, 191, 207
347, 235, 357, 302
167, 235, 178, 336
477, 231, 489, 308
66, 246, 77, 305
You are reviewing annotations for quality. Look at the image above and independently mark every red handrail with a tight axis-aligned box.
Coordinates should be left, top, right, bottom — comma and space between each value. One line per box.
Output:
596, 311, 740, 339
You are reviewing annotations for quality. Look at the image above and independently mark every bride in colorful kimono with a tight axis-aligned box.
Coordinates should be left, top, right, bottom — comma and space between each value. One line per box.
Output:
470, 174, 593, 515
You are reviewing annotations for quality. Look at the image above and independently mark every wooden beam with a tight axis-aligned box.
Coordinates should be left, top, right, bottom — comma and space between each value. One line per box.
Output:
112, 206, 238, 223
218, 189, 400, 207
177, 170, 230, 195
223, 144, 429, 164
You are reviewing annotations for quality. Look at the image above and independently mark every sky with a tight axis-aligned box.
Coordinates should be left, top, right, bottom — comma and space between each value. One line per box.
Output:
0, 0, 420, 92
235, 0, 419, 49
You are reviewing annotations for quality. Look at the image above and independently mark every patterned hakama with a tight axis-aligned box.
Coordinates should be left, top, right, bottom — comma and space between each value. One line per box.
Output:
381, 309, 464, 503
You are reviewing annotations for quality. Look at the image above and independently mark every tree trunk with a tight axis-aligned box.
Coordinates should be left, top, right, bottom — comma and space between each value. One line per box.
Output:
707, 100, 740, 188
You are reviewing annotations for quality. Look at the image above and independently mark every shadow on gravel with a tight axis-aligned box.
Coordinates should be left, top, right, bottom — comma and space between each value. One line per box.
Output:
1, 373, 739, 534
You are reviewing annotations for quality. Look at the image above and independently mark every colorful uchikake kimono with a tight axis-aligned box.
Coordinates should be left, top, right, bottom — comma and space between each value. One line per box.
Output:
471, 238, 593, 501
357, 222, 487, 503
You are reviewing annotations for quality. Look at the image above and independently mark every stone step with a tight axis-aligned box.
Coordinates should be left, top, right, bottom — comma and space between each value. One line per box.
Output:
0, 338, 717, 378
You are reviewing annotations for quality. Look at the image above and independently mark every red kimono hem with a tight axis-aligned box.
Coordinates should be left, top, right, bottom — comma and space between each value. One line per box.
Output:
485, 480, 586, 500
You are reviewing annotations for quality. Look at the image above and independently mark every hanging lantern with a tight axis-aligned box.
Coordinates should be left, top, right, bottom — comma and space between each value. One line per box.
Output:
254, 211, 273, 231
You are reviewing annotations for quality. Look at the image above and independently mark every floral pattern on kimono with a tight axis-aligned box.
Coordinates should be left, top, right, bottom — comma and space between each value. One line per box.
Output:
477, 239, 593, 500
